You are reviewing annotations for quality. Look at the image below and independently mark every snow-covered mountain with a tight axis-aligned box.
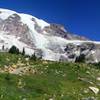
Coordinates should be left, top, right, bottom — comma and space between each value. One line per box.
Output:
0, 8, 100, 63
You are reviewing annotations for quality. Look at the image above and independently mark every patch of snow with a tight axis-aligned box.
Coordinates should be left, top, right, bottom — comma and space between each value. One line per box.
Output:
0, 8, 16, 20
0, 33, 33, 54
19, 13, 49, 29
24, 48, 34, 56
42, 49, 60, 61
19, 14, 49, 49
95, 59, 98, 63
91, 50, 95, 54
34, 17, 49, 29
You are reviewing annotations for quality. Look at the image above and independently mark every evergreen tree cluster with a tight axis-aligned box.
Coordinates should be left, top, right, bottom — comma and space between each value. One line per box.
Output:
9, 46, 20, 54
8, 45, 41, 61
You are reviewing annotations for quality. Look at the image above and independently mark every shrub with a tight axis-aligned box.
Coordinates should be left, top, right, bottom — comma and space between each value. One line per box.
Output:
30, 53, 37, 61
22, 48, 25, 55
9, 45, 19, 54
5, 73, 11, 81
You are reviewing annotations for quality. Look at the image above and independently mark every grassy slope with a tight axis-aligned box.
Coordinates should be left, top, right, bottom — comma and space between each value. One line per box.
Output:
0, 53, 99, 100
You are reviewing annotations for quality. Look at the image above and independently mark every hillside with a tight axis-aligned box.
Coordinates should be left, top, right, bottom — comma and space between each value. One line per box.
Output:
0, 53, 100, 100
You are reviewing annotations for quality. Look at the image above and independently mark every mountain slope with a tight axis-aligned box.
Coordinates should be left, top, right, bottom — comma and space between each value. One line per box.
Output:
0, 8, 99, 63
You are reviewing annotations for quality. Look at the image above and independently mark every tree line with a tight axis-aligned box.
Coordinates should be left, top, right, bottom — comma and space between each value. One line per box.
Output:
8, 45, 39, 61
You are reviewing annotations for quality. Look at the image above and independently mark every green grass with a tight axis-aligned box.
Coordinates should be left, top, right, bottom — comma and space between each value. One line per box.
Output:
0, 53, 99, 100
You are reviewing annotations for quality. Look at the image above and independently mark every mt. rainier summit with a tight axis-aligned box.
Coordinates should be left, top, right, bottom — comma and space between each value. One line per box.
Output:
0, 8, 100, 63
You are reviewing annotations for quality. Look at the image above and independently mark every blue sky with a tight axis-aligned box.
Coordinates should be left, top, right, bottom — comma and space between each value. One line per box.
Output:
0, 0, 100, 41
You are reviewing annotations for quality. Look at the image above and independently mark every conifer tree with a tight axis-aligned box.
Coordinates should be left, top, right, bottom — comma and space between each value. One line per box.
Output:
22, 48, 25, 55
2, 45, 4, 50
9, 45, 19, 54
30, 53, 37, 61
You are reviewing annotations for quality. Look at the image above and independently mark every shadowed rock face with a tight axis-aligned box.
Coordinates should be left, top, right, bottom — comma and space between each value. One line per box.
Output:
0, 14, 35, 47
1, 14, 27, 34
63, 43, 100, 63
43, 23, 88, 40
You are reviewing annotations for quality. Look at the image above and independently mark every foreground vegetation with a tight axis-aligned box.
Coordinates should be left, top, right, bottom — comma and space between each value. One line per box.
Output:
0, 53, 100, 100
